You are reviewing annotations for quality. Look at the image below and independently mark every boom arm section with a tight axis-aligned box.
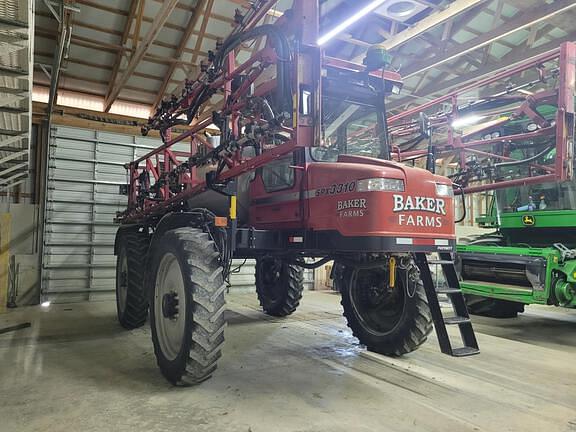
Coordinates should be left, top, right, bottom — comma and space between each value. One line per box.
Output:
116, 1, 322, 224
385, 42, 576, 194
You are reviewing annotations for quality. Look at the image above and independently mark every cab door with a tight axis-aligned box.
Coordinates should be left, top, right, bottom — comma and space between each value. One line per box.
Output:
249, 150, 305, 229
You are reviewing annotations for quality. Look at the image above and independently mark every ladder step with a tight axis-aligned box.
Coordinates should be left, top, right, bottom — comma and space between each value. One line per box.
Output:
444, 316, 471, 325
436, 287, 461, 295
413, 252, 480, 357
427, 259, 454, 265
451, 346, 480, 357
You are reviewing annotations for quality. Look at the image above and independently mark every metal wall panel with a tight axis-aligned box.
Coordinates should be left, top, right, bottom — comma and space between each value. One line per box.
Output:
42, 126, 313, 303
42, 126, 159, 303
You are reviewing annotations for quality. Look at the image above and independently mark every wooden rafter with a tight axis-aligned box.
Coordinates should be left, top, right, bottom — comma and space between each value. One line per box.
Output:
73, 0, 234, 25
398, 0, 576, 80
36, 11, 209, 55
103, 0, 180, 112
350, 0, 487, 62
151, 0, 208, 112
35, 8, 221, 42
133, 0, 145, 52
190, 0, 215, 66
103, 0, 139, 112
35, 26, 208, 66
175, 0, 215, 111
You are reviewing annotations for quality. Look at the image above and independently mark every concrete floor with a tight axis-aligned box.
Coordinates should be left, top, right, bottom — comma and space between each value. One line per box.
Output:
1, 292, 575, 432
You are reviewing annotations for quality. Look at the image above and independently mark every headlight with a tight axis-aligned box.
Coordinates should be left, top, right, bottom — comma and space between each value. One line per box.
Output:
435, 183, 453, 197
357, 178, 405, 192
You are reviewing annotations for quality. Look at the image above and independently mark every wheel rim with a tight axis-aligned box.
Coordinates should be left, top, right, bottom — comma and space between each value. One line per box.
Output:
117, 250, 128, 313
260, 258, 284, 302
348, 268, 406, 336
154, 252, 186, 361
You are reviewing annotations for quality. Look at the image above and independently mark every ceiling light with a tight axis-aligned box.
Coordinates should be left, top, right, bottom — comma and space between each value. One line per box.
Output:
451, 115, 484, 129
318, 0, 388, 46
387, 1, 417, 17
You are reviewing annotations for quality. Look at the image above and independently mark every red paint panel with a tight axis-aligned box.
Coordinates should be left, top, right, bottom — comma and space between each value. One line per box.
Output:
305, 161, 454, 239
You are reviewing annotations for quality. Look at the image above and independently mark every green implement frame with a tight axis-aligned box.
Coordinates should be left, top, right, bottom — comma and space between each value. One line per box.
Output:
457, 206, 576, 310
458, 243, 576, 308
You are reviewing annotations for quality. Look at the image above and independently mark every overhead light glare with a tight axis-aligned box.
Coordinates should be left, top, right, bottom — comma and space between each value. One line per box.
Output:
318, 0, 388, 46
518, 89, 534, 96
451, 115, 484, 129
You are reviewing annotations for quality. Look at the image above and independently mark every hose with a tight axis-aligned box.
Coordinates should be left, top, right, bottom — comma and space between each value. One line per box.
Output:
495, 144, 554, 168
214, 24, 293, 114
454, 183, 466, 224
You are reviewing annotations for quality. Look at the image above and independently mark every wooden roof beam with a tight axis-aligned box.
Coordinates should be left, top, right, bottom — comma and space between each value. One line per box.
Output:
73, 0, 233, 24
103, 0, 179, 112
151, 0, 210, 112
35, 27, 208, 65
133, 0, 145, 52
104, 0, 139, 112
350, 0, 487, 62
399, 0, 576, 80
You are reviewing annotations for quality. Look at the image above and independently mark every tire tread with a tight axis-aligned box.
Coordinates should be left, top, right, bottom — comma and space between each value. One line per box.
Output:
116, 227, 149, 329
149, 227, 226, 386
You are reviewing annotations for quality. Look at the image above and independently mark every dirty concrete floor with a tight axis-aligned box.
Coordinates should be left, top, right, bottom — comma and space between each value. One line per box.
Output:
1, 291, 575, 432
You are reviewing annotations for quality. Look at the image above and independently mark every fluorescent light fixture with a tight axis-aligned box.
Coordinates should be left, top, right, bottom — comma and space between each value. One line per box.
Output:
41, 301, 51, 307
451, 115, 484, 129
318, 0, 388, 46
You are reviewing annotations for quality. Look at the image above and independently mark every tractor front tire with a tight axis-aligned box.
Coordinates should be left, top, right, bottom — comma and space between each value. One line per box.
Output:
115, 227, 149, 329
255, 257, 304, 317
337, 260, 432, 356
148, 228, 226, 386
465, 295, 525, 318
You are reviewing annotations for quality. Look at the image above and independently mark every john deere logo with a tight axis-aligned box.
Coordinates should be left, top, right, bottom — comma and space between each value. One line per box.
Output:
522, 215, 535, 226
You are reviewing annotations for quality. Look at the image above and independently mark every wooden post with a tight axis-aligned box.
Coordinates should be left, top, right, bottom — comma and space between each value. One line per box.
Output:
0, 213, 11, 313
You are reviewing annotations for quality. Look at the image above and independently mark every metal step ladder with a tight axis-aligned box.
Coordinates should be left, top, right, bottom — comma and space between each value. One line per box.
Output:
414, 252, 480, 357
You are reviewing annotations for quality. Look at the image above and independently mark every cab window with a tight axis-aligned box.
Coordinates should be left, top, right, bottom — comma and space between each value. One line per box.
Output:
262, 155, 294, 192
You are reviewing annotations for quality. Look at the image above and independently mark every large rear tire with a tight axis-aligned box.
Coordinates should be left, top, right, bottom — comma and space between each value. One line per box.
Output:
148, 228, 226, 385
255, 257, 304, 317
465, 294, 525, 318
115, 227, 149, 329
336, 259, 432, 356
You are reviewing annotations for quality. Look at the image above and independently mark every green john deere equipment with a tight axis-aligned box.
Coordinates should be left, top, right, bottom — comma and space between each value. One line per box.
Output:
457, 186, 576, 317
